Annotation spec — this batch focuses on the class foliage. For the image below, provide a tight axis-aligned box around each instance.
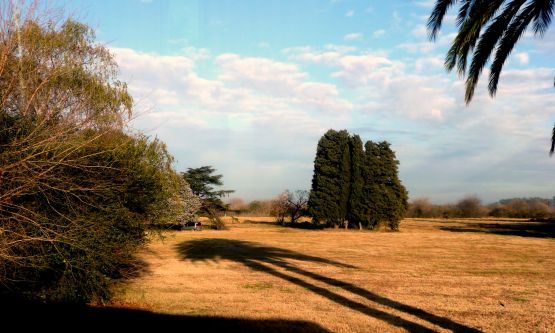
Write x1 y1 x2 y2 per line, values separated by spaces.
182 166 234 212
489 197 554 218
456 195 484 218
346 135 366 229
308 130 408 230
407 198 437 218
406 196 555 219
270 192 289 224
308 129 352 227
181 166 233 229
271 190 309 224
0 8 190 303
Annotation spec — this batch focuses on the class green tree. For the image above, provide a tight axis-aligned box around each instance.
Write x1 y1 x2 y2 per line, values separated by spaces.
374 142 409 230
361 141 385 229
0 9 188 303
339 136 352 228
181 166 234 229
309 131 407 230
273 190 309 224
308 129 351 227
427 0 555 154
346 135 367 229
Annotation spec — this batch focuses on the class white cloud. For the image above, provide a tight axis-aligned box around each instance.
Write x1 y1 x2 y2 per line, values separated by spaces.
331 53 402 87
516 52 530 65
414 0 435 8
397 32 456 53
181 47 211 60
411 24 427 38
258 41 270 49
112 42 555 203
345 10 354 17
344 33 363 41
414 56 444 73
372 29 386 38
216 53 307 94
215 53 352 112
283 45 355 65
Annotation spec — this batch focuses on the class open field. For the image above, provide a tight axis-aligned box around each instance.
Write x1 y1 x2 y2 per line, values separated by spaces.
110 217 555 332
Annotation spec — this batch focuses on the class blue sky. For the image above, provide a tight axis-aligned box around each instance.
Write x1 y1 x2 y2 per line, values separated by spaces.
55 0 554 203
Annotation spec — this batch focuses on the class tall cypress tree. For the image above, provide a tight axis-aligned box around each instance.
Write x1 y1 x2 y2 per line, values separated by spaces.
309 130 407 230
362 140 384 229
361 140 408 230
347 135 367 229
338 132 351 228
376 141 408 230
308 129 351 227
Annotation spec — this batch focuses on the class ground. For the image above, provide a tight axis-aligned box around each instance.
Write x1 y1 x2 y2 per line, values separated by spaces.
112 217 555 333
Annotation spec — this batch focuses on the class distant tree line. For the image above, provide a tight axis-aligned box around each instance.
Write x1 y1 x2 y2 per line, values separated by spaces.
226 191 309 225
407 196 555 219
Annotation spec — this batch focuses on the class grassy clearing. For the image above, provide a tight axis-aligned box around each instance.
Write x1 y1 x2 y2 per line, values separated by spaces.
113 217 555 332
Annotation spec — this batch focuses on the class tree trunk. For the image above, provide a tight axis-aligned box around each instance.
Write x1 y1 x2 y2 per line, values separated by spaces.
358 222 362 230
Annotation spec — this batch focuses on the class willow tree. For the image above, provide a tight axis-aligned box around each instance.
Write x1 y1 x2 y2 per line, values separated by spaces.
0 5 190 302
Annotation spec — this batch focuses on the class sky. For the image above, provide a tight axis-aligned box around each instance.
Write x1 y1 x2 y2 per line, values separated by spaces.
54 0 554 204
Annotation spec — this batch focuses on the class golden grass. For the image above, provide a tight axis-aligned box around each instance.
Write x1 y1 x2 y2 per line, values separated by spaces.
113 217 555 332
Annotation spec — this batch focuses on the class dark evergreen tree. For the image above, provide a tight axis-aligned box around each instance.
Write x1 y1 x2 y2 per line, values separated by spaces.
309 130 407 230
181 166 234 214
362 141 385 229
308 129 351 227
375 142 408 230
346 135 367 229
338 133 352 228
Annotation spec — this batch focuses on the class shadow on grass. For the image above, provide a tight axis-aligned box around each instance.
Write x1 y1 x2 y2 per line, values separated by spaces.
285 222 326 230
177 239 482 333
439 220 555 238
0 294 331 333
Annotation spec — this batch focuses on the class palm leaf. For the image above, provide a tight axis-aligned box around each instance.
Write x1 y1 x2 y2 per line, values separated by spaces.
489 3 538 96
445 1 503 74
428 0 458 40
456 0 474 26
465 0 526 102
532 0 554 35
551 123 555 156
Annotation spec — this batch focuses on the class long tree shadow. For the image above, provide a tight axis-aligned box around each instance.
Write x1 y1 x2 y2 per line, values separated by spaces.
0 293 331 333
438 220 555 238
177 239 482 333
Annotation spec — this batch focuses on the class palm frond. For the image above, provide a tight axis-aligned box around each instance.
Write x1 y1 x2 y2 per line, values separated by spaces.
428 0 459 40
489 3 539 96
456 0 474 26
465 0 526 102
551 123 555 156
447 0 503 75
532 0 554 36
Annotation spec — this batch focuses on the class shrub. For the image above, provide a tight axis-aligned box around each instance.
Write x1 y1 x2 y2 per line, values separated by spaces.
0 11 192 303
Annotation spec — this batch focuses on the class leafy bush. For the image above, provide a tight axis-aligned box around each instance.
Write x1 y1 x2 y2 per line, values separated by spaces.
0 11 194 303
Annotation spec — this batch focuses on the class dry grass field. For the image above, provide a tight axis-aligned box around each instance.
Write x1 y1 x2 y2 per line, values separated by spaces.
110 217 555 332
